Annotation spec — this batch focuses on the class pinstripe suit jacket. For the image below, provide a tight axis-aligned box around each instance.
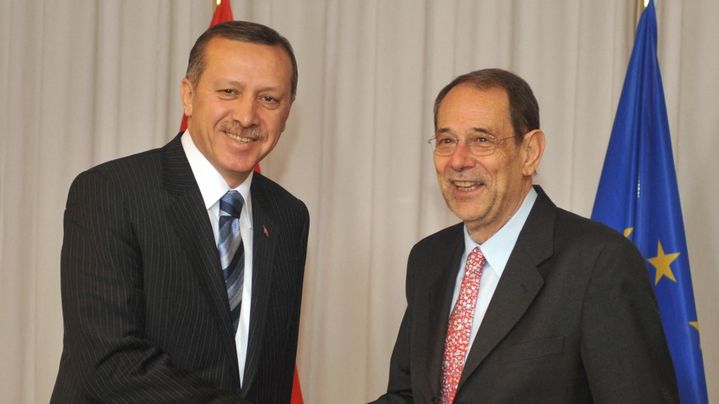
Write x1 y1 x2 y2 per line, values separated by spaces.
51 135 309 403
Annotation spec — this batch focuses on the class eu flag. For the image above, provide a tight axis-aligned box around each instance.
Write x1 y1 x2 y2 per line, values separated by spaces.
591 1 708 402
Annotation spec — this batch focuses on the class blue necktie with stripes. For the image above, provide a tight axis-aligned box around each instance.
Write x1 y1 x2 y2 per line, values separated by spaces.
218 190 245 332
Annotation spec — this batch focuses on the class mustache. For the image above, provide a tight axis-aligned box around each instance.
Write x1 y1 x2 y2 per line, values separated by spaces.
218 122 265 140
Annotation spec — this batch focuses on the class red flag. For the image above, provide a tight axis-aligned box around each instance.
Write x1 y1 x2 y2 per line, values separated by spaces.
209 0 234 26
179 2 302 400
291 366 304 404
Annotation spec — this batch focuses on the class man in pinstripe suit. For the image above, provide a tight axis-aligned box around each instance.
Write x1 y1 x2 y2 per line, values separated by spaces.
52 21 309 403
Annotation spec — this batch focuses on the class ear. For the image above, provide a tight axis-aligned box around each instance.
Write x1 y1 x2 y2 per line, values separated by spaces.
521 129 545 176
180 78 194 116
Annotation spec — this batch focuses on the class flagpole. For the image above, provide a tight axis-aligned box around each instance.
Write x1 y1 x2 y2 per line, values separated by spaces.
635 0 648 27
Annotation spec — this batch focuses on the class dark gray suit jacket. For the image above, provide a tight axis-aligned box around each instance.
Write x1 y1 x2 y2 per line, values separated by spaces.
52 135 309 403
373 186 678 404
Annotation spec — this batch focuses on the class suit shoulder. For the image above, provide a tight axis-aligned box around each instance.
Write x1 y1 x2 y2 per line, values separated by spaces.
252 173 309 228
67 146 166 201
555 208 627 243
410 223 463 257
253 173 306 208
74 146 164 185
552 207 642 261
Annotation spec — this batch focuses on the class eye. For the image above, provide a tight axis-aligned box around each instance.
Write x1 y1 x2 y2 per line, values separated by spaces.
435 135 456 145
259 94 282 107
472 135 496 144
257 94 282 109
217 88 238 98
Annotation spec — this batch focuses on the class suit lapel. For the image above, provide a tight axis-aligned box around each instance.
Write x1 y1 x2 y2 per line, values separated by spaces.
415 225 465 399
161 136 240 379
240 175 278 395
458 186 555 388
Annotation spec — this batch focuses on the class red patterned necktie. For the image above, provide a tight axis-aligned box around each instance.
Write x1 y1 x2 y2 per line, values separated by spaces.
440 246 485 404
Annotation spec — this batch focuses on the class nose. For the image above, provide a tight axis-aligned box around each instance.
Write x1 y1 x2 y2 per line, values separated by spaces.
448 140 476 171
232 95 259 128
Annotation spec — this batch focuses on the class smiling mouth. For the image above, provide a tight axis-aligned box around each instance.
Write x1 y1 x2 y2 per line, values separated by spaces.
224 131 257 144
451 180 484 192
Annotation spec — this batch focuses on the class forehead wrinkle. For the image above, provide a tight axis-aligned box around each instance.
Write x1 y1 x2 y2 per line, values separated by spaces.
469 127 497 136
220 80 246 89
436 127 455 135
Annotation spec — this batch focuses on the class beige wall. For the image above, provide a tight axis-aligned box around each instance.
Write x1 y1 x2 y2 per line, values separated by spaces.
1 1 716 403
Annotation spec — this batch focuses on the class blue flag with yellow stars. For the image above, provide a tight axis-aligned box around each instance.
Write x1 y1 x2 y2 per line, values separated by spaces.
591 1 707 403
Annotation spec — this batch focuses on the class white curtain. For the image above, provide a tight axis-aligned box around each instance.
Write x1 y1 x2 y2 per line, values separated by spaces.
1 1 717 403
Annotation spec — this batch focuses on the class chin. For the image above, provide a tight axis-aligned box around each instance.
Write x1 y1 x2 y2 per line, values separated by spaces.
228 165 256 176
448 202 487 222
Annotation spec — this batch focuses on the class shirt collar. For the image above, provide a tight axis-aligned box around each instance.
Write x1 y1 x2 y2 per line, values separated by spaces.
463 187 538 278
181 130 253 208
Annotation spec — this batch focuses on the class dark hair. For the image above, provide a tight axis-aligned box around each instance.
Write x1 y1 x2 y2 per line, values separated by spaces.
185 20 298 98
433 68 539 141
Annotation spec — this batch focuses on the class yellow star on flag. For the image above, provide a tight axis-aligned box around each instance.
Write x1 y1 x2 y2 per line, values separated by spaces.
648 240 679 285
623 227 634 238
690 321 699 331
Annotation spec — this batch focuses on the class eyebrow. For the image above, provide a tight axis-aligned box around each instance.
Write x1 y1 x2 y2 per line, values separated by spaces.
468 127 497 136
219 80 285 94
435 127 497 136
216 80 246 89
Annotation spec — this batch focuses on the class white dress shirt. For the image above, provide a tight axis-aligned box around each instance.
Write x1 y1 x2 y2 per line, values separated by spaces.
181 131 253 386
450 187 538 363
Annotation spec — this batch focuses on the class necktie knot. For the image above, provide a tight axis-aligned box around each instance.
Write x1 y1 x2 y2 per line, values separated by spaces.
465 247 485 276
220 190 244 219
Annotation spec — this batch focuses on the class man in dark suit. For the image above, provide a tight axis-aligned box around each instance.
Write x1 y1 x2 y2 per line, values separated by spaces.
372 69 679 403
52 21 308 403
